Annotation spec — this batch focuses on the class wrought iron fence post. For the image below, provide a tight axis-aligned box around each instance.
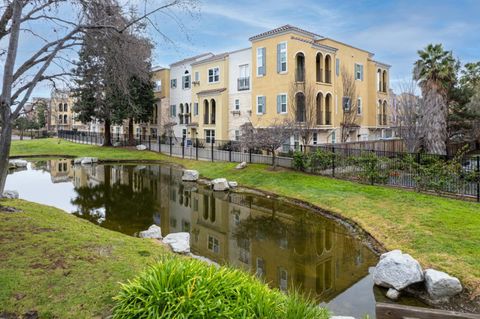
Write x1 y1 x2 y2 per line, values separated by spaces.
477 156 480 203
182 137 185 159
195 138 199 160
211 139 214 162
332 146 336 177
169 136 172 156
249 148 252 163
148 136 151 150
229 147 232 162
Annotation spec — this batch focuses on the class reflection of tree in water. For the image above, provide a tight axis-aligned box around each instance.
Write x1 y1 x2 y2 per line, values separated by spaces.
71 165 158 235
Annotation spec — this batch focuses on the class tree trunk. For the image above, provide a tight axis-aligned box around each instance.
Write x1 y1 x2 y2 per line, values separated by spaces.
0 119 13 196
103 120 112 146
272 149 277 170
128 118 135 146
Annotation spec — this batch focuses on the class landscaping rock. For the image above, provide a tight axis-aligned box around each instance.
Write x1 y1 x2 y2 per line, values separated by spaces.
113 142 122 147
9 159 28 168
386 288 401 300
211 178 229 191
136 144 147 151
139 225 162 239
235 161 247 170
81 157 98 165
182 170 199 182
188 253 220 267
163 232 190 254
74 157 83 165
373 250 424 290
2 190 19 199
425 269 462 301
228 181 238 188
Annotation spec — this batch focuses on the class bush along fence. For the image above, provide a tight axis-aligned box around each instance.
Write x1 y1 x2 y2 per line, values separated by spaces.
58 130 480 202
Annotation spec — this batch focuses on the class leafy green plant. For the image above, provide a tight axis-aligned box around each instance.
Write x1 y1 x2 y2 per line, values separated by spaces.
113 257 329 319
292 151 308 171
308 148 334 173
349 152 390 185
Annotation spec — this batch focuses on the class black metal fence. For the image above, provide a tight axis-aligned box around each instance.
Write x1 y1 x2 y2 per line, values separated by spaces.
58 130 480 202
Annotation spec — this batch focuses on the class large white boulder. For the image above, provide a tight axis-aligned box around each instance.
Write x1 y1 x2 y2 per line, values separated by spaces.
136 144 147 151
2 190 19 199
74 158 83 165
163 232 190 254
211 178 229 191
9 159 28 168
235 162 247 170
373 250 424 290
182 170 199 182
228 181 238 188
425 269 462 300
139 225 162 239
386 288 401 300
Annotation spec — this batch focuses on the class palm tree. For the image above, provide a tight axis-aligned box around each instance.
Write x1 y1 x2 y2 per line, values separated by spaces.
413 44 456 155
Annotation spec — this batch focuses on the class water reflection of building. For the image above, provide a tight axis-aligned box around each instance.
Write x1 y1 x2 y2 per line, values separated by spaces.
48 159 74 183
59 162 376 303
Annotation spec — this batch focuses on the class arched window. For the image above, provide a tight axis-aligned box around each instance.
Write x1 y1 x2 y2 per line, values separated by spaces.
316 263 325 294
210 99 216 124
210 196 216 223
58 103 62 112
63 114 68 124
203 100 209 124
316 53 323 82
295 53 305 82
316 92 323 125
325 94 332 125
382 70 388 93
295 92 306 122
377 69 382 92
184 103 190 124
382 100 388 125
179 103 184 124
64 103 68 112
316 227 325 255
58 115 62 123
324 55 332 84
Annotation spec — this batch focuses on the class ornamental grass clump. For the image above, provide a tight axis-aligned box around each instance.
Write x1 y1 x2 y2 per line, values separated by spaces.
113 257 329 319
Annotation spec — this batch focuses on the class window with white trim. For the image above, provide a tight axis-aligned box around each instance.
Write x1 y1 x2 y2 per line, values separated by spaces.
257 96 265 114
208 67 220 83
182 74 191 89
205 129 215 144
277 94 287 114
208 235 220 253
170 104 176 117
170 78 177 88
357 98 362 115
257 47 265 76
355 63 364 81
278 42 287 73
235 130 240 141
194 71 199 82
193 102 198 116
234 99 240 110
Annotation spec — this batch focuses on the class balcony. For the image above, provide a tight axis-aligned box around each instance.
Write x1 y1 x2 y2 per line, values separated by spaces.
378 114 387 126
295 68 305 82
325 112 332 125
237 77 250 91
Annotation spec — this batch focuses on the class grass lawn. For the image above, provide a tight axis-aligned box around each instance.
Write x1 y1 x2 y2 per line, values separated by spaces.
9 138 480 296
0 199 168 318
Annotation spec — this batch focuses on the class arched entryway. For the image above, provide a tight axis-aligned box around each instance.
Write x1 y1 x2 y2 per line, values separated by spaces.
295 53 305 82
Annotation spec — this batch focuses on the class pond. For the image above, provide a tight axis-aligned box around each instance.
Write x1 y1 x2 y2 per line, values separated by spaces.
6 158 427 318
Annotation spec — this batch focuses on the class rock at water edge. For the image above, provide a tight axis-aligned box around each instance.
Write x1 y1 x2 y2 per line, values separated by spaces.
163 232 190 254
373 250 424 290
139 225 162 239
2 190 19 199
425 269 462 300
211 178 229 191
182 170 199 182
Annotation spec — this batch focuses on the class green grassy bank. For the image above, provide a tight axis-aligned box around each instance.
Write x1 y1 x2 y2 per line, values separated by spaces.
9 138 480 295
0 199 328 318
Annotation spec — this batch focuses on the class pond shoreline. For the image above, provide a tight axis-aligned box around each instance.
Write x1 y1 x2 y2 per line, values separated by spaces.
8 151 480 314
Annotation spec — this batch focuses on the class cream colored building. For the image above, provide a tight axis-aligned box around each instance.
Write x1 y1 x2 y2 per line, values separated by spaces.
249 25 391 144
49 89 88 132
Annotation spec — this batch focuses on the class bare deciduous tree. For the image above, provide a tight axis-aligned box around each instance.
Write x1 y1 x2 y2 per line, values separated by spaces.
289 82 318 151
0 0 198 195
340 67 359 142
396 81 423 153
240 120 292 169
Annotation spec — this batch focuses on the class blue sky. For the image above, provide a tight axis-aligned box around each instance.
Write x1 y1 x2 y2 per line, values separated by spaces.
18 0 480 97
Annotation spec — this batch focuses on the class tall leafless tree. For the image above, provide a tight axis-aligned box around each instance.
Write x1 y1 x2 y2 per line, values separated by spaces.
396 80 423 153
0 0 199 196
289 81 318 151
241 120 292 169
340 67 359 142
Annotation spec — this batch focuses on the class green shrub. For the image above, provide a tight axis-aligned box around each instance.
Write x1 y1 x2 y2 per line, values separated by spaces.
349 152 390 185
308 149 334 173
292 151 308 171
112 257 329 319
